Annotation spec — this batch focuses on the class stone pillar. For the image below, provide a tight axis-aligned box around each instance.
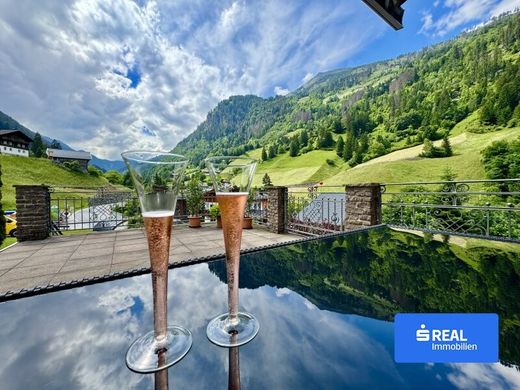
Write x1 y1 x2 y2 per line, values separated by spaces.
344 183 382 230
265 186 288 234
15 185 51 241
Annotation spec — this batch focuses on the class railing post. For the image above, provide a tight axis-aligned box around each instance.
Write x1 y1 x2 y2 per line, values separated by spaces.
344 183 382 230
15 185 51 241
265 186 288 234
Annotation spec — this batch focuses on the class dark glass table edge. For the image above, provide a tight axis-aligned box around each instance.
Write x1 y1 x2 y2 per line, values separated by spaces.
0 224 388 303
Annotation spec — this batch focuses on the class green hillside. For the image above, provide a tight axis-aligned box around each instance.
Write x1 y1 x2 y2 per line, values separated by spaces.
246 125 519 186
174 12 520 186
0 155 112 209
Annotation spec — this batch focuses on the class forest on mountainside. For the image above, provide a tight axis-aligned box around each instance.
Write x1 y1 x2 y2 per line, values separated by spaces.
174 12 520 174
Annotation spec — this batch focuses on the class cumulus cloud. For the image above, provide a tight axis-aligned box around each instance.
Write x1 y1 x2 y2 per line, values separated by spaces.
0 0 382 159
274 86 290 96
420 0 520 36
447 363 520 389
302 72 314 83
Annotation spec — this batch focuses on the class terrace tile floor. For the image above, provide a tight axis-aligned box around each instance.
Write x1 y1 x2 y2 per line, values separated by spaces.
0 224 301 294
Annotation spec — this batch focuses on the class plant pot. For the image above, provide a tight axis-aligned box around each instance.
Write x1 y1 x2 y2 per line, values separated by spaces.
242 217 253 230
188 216 201 228
216 216 222 229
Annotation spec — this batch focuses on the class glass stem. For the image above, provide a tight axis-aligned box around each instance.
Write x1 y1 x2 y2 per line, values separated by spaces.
144 216 173 347
155 350 169 389
229 345 240 390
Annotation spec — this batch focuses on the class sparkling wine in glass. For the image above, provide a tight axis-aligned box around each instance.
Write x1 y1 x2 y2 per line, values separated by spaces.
205 157 259 347
122 151 192 373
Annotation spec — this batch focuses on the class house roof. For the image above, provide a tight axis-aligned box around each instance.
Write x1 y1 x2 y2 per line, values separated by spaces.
46 148 92 160
0 130 33 143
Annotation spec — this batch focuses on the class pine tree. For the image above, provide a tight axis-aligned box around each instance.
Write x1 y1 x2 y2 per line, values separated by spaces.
268 145 277 159
262 173 273 187
299 130 309 147
319 130 334 148
30 132 45 157
421 139 435 157
441 136 453 157
289 139 299 157
336 136 345 157
343 133 355 161
261 147 268 161
356 134 369 155
440 166 456 182
50 139 61 149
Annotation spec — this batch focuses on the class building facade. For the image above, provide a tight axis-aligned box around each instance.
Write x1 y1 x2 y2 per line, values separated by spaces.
0 130 32 157
46 148 92 171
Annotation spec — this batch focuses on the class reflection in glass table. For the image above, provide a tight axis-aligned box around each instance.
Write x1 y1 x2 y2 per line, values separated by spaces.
0 227 518 389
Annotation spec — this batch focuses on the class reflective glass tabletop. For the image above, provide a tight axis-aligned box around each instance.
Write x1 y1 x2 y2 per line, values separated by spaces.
0 227 519 389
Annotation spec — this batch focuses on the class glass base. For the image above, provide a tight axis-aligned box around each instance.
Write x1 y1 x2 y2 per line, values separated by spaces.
206 312 260 347
126 325 192 373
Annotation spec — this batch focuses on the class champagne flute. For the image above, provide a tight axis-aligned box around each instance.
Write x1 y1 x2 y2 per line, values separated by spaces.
228 340 241 390
205 157 259 347
122 151 192 373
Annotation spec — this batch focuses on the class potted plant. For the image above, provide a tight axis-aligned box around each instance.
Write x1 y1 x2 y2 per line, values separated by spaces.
186 176 204 228
209 204 222 228
243 188 256 229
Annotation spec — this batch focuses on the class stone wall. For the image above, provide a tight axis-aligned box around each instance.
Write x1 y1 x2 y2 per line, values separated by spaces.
265 186 288 234
344 183 382 230
15 185 50 241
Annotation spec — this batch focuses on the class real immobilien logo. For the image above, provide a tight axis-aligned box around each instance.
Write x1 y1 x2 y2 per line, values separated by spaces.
394 313 498 363
415 323 478 351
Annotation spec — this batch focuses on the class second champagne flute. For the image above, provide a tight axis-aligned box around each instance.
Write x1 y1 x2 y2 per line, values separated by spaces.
205 157 259 347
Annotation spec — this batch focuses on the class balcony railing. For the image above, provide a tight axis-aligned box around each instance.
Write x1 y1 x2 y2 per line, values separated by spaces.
381 179 520 242
287 185 345 235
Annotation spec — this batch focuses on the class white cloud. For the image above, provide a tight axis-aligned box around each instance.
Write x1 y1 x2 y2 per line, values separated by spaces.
274 86 290 96
0 0 382 159
302 72 314 83
421 0 520 36
420 12 434 34
447 363 520 389
490 0 520 16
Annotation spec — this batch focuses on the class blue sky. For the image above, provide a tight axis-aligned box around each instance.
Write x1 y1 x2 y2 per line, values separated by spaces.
0 0 518 159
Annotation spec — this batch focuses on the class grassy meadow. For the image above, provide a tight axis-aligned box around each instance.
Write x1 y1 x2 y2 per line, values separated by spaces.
246 125 520 187
0 154 113 210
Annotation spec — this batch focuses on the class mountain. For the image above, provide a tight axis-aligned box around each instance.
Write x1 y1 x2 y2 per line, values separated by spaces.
89 155 126 172
174 11 520 183
0 110 125 172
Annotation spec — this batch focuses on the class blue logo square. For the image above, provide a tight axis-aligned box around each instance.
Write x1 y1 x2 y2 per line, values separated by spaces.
394 313 498 363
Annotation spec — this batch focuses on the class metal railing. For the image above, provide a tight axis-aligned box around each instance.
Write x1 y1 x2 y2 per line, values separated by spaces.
50 188 137 232
249 192 268 225
381 179 520 242
49 187 270 233
288 185 345 235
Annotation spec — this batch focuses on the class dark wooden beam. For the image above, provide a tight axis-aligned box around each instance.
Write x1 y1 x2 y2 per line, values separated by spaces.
362 0 406 30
